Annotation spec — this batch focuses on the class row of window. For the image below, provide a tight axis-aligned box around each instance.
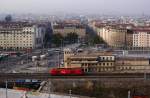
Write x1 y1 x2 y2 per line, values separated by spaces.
0 41 32 43
23 28 33 31
0 36 32 38
64 51 72 54
0 44 33 46
71 57 114 62
0 39 32 40
83 68 114 72
0 31 33 34
116 66 144 70
97 56 114 61
1 47 33 49
83 66 147 72
133 39 149 42
81 62 114 67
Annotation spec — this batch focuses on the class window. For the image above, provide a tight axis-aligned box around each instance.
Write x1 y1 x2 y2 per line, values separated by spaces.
103 57 105 60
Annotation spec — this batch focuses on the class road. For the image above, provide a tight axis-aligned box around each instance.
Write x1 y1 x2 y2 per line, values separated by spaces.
0 49 63 73
0 43 80 73
0 88 78 98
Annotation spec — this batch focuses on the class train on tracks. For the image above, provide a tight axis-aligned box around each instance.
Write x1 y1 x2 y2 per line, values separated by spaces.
50 68 84 76
49 68 150 78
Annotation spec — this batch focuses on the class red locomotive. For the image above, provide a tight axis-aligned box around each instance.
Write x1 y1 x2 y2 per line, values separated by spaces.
50 68 84 76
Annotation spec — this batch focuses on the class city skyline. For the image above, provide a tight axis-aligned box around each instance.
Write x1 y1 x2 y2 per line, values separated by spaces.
0 0 149 15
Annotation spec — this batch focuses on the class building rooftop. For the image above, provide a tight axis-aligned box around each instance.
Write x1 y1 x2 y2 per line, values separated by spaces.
72 51 113 58
53 24 85 29
133 28 150 32
0 21 34 29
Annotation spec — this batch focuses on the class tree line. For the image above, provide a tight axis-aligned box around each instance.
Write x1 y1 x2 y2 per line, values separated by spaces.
51 32 79 47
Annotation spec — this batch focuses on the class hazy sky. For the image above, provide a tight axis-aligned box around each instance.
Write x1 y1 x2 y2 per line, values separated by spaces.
0 0 149 15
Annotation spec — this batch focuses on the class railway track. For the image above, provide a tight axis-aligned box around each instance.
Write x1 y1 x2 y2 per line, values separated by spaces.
0 73 149 80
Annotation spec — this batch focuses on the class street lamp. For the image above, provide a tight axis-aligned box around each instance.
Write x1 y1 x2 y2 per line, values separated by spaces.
57 51 60 68
48 81 51 98
5 80 8 98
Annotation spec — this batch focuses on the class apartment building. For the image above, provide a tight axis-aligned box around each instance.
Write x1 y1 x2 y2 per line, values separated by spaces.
90 21 137 49
92 21 150 49
0 22 46 50
95 25 128 48
133 29 150 48
52 22 86 39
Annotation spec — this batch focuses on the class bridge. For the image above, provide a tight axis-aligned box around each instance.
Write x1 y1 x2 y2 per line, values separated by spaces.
0 73 149 81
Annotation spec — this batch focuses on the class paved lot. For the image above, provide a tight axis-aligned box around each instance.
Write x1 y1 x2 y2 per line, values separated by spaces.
0 88 78 98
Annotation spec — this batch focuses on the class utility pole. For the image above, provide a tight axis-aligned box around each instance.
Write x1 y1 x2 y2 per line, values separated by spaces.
58 52 60 68
27 49 29 64
6 80 8 98
61 39 64 67
144 72 147 80
48 80 51 98
61 39 63 53
42 39 44 55
128 90 131 98
69 89 72 98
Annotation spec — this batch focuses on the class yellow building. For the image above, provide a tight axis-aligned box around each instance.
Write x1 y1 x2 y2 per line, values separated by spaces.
115 57 150 71
64 48 150 73
97 26 127 48
64 48 115 72
53 23 86 39
91 22 134 48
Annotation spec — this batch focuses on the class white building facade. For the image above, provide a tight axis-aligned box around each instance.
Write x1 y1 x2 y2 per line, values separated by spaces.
133 30 150 47
0 22 46 50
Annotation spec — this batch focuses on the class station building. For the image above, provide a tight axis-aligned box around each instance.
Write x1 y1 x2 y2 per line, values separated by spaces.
64 48 150 73
64 48 115 72
115 56 150 72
